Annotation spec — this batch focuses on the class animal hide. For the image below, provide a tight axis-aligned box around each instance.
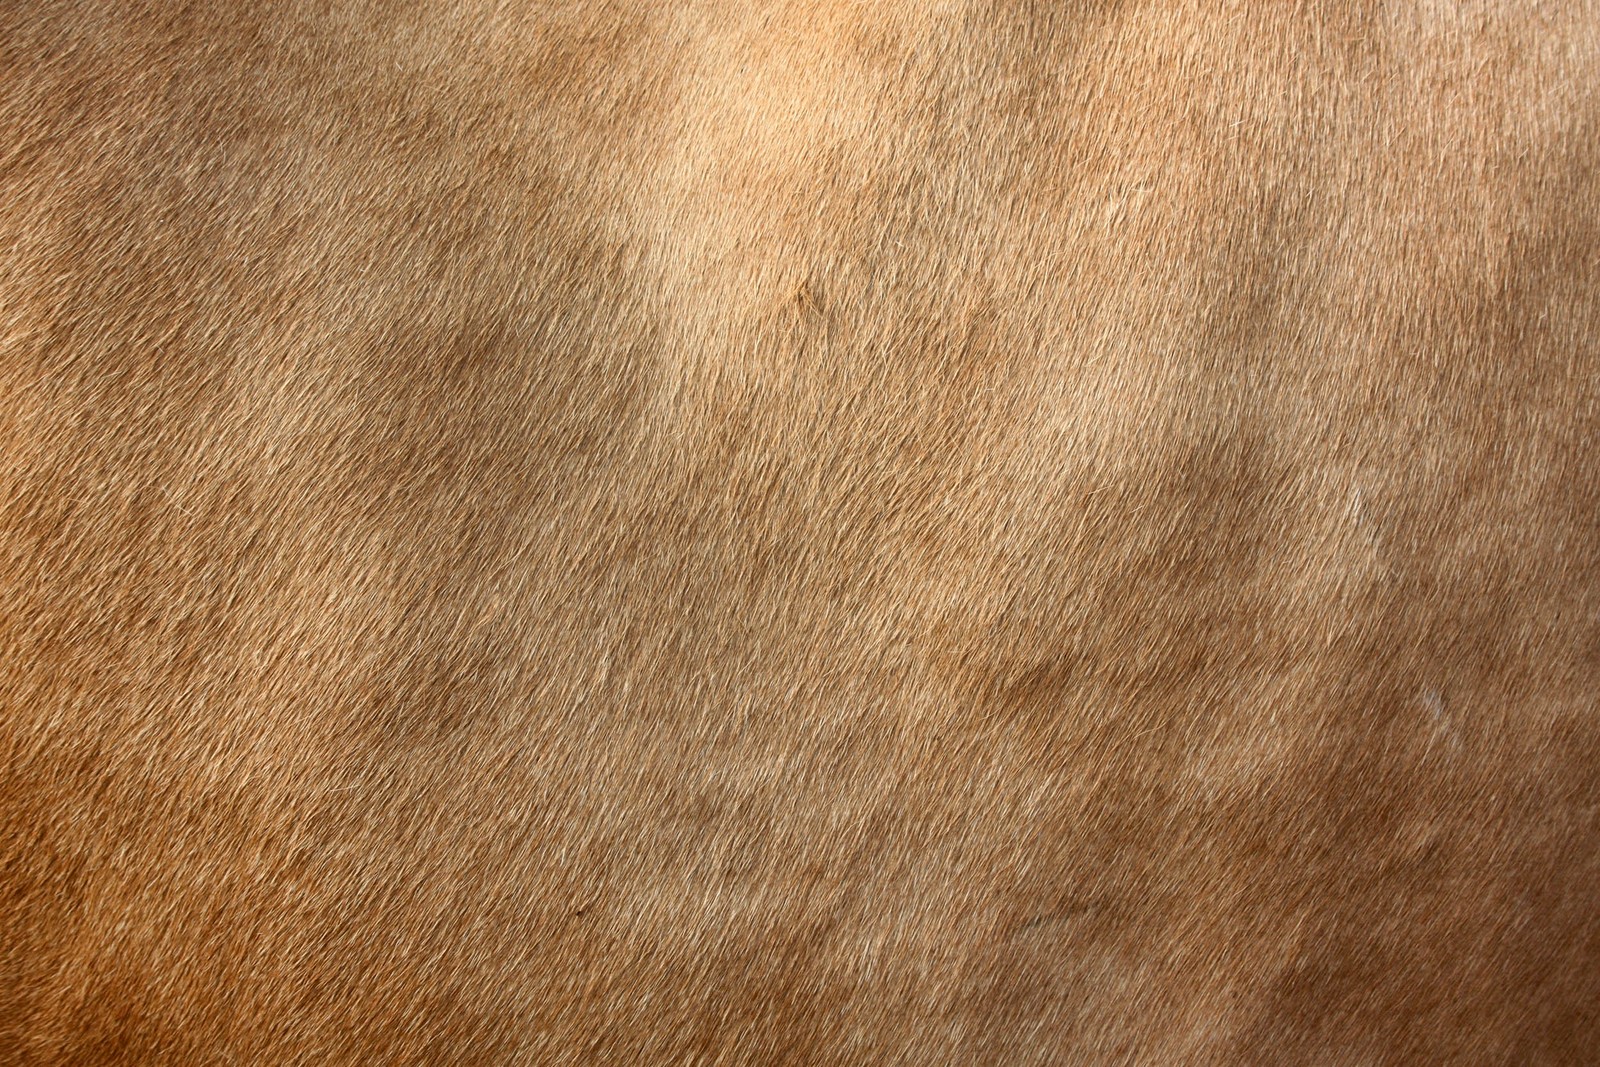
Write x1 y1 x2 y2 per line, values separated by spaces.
2 2 1597 1063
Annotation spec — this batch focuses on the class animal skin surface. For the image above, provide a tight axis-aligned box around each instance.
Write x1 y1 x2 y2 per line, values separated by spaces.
2 2 1598 1064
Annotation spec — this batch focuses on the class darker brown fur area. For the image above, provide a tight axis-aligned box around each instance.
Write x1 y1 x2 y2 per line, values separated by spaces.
3 2 1598 1064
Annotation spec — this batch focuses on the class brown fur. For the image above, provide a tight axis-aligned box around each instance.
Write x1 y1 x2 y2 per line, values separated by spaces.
3 2 1599 1063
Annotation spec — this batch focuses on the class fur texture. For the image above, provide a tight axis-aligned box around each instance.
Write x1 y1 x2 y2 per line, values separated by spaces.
3 2 1598 1063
